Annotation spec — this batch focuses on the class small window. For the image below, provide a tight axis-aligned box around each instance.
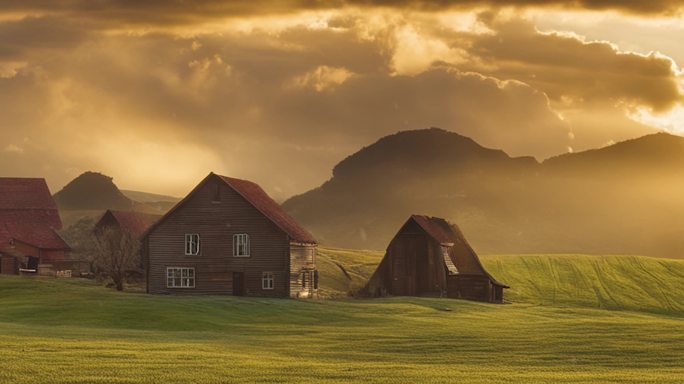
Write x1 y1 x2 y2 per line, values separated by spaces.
233 234 250 257
262 272 274 290
166 267 195 288
185 234 200 255
301 271 307 288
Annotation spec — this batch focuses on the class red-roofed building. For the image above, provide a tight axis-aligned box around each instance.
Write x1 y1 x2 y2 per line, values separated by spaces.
143 173 318 298
365 215 508 303
0 178 70 275
95 210 161 240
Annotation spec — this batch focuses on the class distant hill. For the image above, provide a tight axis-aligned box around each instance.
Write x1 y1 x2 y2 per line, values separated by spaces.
121 190 180 203
53 172 133 211
284 128 684 258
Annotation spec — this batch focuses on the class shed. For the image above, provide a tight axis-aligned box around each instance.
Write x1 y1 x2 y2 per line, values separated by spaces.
365 215 508 303
94 210 161 239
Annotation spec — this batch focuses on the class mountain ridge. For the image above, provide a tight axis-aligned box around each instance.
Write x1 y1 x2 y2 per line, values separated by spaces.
283 127 684 258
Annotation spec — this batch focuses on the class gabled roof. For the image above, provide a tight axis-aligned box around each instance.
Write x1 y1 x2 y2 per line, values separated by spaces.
0 178 58 211
96 210 161 239
0 212 70 250
410 214 457 246
0 178 67 250
402 215 508 288
144 173 316 244
0 178 62 229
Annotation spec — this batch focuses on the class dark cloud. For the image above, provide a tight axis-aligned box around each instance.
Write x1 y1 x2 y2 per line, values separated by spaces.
461 17 684 112
0 5 682 197
0 0 682 27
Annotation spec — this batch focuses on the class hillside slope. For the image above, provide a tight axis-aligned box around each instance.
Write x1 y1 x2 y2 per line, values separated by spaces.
318 248 684 314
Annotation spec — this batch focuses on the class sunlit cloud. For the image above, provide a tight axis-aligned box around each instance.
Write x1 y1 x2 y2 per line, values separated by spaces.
1 3 684 197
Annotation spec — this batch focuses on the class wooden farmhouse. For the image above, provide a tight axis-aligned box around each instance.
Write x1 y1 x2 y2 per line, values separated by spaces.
143 172 318 298
0 178 70 275
365 215 508 303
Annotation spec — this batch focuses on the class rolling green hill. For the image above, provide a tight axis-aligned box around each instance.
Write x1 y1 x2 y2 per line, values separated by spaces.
318 249 684 314
0 252 683 383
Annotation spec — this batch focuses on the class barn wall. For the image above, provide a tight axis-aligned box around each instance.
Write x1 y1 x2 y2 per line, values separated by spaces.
0 256 17 275
41 250 67 263
447 274 494 302
366 230 446 296
147 177 291 297
12 242 39 257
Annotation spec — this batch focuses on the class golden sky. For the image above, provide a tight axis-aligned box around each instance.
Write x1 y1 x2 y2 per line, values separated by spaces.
1 1 683 199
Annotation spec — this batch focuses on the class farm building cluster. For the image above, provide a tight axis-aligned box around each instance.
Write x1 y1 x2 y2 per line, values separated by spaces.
0 174 507 303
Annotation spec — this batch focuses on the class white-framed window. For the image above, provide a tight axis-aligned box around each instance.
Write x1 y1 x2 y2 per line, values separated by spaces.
185 234 200 255
262 272 274 290
233 234 250 257
166 267 195 288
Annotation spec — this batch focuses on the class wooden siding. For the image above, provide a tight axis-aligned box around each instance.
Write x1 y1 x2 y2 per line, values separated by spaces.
147 177 293 297
0 256 17 275
365 216 505 303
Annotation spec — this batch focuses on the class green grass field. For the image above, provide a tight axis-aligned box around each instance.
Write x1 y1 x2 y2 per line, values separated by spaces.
1 249 683 383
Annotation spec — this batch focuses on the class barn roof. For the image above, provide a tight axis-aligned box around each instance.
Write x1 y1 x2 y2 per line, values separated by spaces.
405 215 508 288
0 178 59 211
410 215 458 245
96 210 161 239
0 212 70 250
144 173 316 244
0 178 68 250
217 175 317 244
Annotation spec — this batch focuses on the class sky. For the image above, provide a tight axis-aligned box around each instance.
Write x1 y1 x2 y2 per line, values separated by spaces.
1 1 683 199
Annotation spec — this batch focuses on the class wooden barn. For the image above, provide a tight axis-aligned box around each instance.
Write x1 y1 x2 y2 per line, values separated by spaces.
365 215 508 303
0 178 71 275
143 172 318 298
95 210 161 240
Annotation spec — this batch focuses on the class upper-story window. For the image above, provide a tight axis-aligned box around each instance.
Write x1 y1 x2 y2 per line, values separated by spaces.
233 234 250 257
185 234 200 255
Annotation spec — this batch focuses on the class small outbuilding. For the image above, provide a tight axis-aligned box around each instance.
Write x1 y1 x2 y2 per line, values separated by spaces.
365 215 508 303
94 210 161 240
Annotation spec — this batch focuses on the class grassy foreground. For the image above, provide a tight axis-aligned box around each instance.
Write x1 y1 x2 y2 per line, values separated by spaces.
1 250 683 383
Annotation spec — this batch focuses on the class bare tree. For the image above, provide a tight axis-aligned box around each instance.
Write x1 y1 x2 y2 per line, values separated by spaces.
60 217 98 275
93 227 140 291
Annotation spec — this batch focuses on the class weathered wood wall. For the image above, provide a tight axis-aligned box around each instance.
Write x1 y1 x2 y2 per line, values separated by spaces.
147 177 291 297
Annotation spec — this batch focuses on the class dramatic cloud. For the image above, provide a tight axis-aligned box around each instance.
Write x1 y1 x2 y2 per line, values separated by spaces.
0 3 683 197
1 0 683 23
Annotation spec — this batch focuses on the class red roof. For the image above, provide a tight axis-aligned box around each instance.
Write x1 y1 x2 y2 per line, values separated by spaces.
145 173 316 244
406 215 508 288
96 210 161 239
0 178 67 250
0 223 69 250
0 178 59 211
410 214 458 245
218 175 316 244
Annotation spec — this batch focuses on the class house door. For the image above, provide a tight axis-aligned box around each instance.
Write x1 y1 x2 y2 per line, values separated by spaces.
232 272 245 296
